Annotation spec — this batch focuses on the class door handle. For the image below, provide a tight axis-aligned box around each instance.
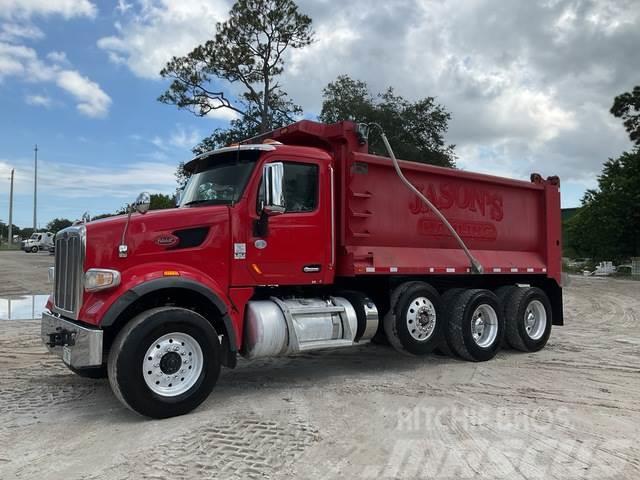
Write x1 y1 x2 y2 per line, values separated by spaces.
303 265 321 273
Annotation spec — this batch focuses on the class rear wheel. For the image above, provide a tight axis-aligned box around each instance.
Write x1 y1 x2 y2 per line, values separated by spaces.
383 282 442 356
108 307 221 418
504 287 552 352
435 288 465 357
445 289 504 362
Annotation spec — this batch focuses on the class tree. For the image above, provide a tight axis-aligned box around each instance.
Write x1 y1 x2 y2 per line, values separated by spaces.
159 0 313 140
566 150 640 260
319 75 456 167
46 218 73 233
149 193 176 210
611 85 640 146
0 222 19 242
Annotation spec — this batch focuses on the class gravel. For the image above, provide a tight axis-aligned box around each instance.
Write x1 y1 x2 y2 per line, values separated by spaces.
0 251 638 479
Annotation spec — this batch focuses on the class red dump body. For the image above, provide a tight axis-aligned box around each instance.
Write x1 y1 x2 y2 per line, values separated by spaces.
247 120 562 285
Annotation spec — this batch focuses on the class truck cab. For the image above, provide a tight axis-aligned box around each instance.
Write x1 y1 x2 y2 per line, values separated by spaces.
23 232 54 253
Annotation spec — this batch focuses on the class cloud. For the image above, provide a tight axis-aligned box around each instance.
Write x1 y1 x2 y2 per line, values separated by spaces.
97 0 228 79
0 41 111 117
0 0 97 20
25 93 52 107
98 0 639 207
1 156 176 200
0 157 178 226
204 107 240 122
147 124 201 150
56 69 111 117
0 22 44 41
46 50 69 65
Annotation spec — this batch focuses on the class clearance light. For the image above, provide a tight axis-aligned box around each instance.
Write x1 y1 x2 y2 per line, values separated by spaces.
163 270 181 277
85 269 121 292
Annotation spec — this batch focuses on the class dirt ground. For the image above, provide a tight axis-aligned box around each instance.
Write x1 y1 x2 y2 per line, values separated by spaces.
0 250 638 479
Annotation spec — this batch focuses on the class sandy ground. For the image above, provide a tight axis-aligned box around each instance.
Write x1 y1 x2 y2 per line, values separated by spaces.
0 250 639 479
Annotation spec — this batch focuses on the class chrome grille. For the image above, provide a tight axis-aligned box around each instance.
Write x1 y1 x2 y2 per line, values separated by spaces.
53 226 85 319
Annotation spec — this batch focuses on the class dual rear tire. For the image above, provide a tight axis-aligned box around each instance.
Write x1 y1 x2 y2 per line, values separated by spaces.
443 289 504 362
383 282 552 361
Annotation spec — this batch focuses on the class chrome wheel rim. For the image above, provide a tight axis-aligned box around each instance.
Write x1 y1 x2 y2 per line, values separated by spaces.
143 332 203 397
524 300 547 340
471 304 498 348
406 296 437 341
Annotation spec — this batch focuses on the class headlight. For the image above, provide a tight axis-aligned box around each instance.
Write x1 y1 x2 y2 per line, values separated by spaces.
84 269 121 292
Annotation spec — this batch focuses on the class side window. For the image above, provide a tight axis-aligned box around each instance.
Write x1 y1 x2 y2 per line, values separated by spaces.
283 163 318 213
257 162 319 213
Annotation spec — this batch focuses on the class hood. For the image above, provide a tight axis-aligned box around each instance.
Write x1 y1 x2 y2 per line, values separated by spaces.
84 205 231 269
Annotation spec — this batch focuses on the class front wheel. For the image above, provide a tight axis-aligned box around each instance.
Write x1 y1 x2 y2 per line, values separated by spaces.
108 307 221 419
31 246 38 253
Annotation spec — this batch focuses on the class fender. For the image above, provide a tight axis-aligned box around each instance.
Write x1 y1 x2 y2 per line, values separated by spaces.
100 277 238 354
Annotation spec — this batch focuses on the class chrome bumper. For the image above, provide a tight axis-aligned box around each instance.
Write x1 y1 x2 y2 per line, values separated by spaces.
41 311 103 368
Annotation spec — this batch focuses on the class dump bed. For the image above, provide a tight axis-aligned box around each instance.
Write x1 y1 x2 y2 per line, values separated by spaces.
338 153 561 284
246 120 562 285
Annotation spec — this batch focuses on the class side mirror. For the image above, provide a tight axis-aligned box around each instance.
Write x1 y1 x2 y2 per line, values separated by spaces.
133 191 151 214
262 162 285 215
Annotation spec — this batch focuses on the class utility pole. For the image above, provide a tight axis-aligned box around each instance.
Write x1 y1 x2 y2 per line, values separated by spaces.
8 168 14 245
33 144 38 231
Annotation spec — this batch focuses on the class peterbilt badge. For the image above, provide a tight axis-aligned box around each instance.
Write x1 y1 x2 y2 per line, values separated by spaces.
155 234 180 248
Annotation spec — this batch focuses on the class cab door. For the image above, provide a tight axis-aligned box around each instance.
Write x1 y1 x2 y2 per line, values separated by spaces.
246 157 331 285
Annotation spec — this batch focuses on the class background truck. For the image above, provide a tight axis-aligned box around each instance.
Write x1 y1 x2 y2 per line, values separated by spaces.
42 120 562 418
23 231 54 253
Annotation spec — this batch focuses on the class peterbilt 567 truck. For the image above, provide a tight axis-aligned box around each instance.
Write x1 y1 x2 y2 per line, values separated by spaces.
42 120 562 418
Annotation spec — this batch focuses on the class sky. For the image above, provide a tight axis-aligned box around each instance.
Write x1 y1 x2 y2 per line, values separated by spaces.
0 0 638 229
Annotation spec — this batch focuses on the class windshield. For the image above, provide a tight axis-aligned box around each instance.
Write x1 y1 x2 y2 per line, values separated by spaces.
30 233 39 239
179 154 258 207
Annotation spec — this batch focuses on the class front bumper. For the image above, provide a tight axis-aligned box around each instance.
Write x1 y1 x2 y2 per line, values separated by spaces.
41 311 103 368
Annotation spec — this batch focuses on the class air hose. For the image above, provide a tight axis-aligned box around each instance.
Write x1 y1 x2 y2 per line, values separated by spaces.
364 123 483 274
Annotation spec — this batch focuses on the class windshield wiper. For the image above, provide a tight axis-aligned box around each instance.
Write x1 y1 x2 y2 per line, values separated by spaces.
183 199 231 207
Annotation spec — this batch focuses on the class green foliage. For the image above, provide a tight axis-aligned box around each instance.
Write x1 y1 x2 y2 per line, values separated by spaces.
46 218 73 233
566 150 640 261
149 193 176 210
20 227 34 239
610 85 640 146
319 75 456 167
0 221 19 242
159 0 313 135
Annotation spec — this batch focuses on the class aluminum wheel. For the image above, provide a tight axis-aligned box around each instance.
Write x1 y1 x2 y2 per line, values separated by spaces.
406 296 437 341
524 300 547 340
143 332 203 397
471 304 498 348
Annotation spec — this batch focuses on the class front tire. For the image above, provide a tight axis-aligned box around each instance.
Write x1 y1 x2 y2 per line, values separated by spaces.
108 307 221 419
31 246 38 253
383 282 442 356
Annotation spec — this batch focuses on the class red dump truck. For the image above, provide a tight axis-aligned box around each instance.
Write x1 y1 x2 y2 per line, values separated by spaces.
42 120 562 418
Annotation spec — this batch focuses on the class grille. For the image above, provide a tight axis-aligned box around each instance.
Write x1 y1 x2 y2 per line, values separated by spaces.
53 226 85 319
